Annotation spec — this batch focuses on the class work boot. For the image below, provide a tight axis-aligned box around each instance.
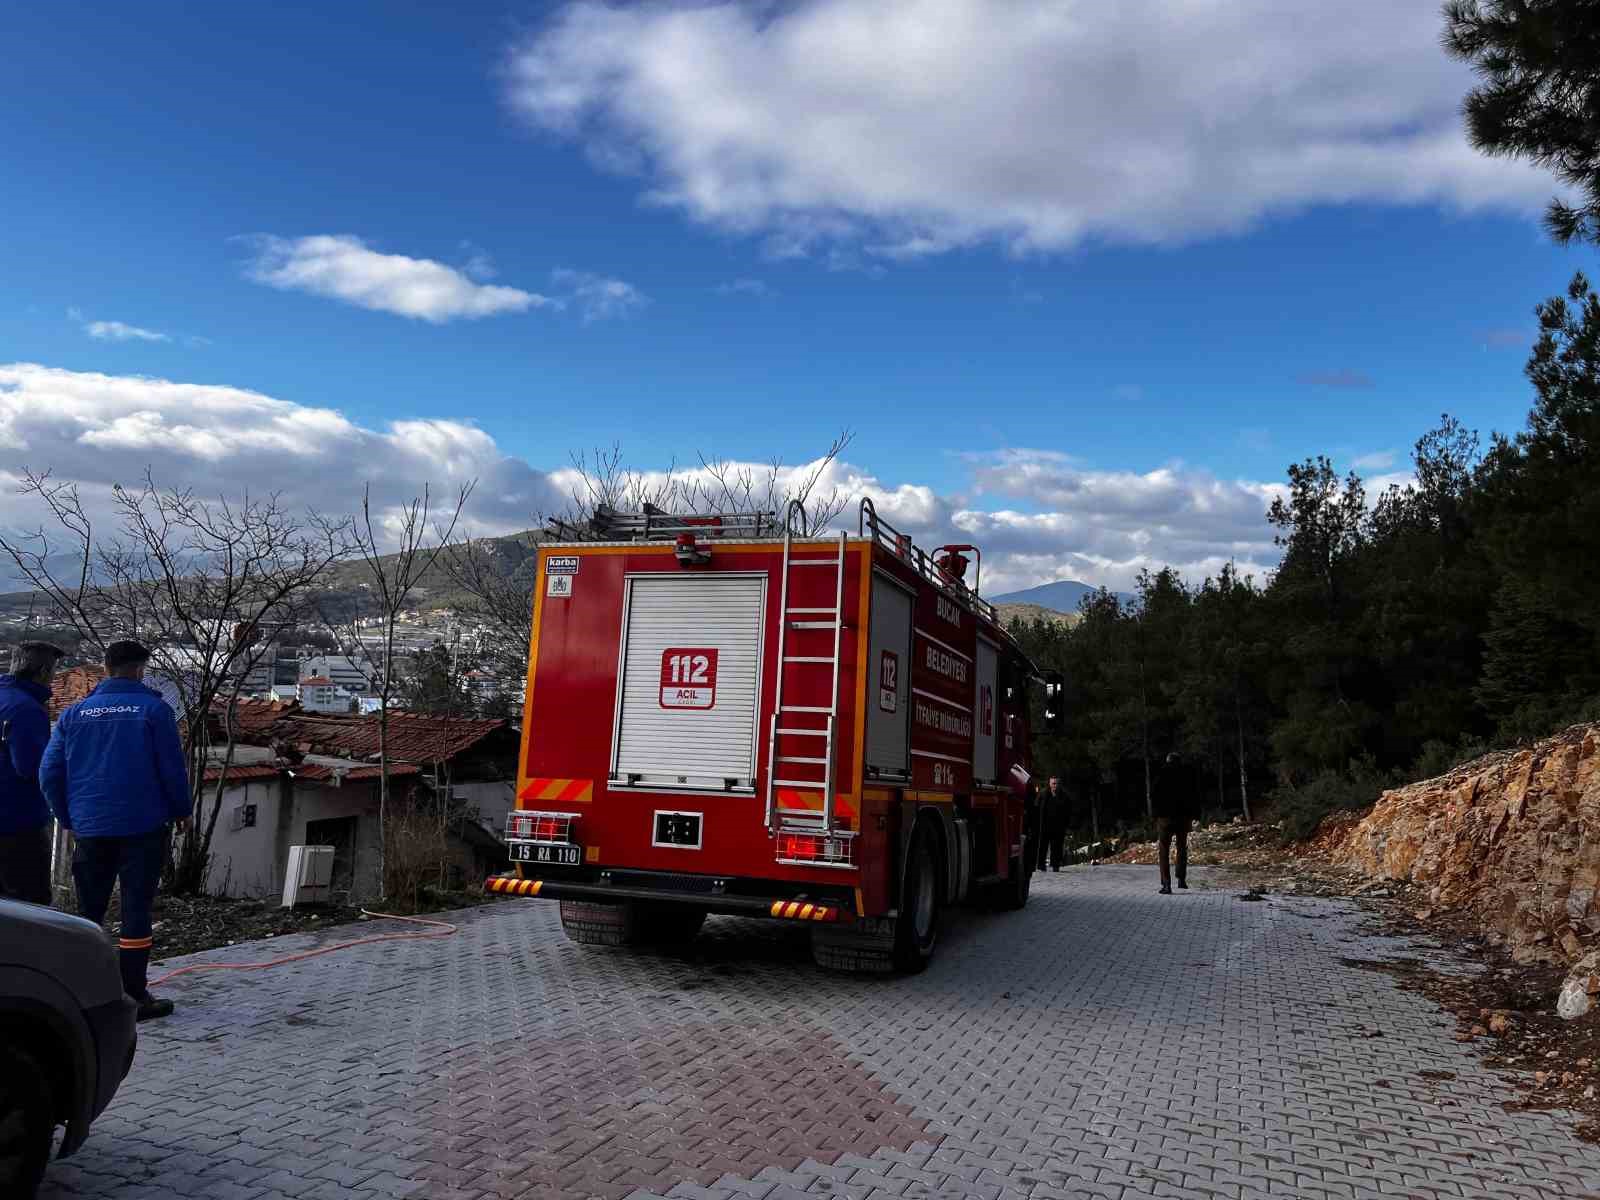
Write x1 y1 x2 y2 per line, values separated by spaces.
1158 885 1173 895
1177 880 1188 890
136 992 174 1022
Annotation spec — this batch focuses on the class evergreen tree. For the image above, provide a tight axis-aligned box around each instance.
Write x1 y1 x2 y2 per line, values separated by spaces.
1445 0 1600 245
1265 458 1373 778
399 643 478 717
1005 266 1600 833
1475 273 1600 733
1177 564 1267 819
1359 416 1491 760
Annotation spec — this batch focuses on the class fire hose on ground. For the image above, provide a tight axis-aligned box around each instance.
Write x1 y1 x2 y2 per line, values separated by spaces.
145 910 458 987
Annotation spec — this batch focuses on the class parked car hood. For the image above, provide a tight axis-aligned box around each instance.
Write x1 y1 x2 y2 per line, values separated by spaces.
0 899 125 1008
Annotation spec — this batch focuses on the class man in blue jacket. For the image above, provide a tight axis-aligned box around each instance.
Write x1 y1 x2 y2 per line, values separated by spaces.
41 639 190 1021
0 640 66 904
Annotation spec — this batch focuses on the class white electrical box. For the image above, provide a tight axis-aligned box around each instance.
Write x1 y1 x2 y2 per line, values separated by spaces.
281 844 335 908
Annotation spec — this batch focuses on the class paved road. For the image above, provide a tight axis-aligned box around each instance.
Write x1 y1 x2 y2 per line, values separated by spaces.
38 867 1600 1200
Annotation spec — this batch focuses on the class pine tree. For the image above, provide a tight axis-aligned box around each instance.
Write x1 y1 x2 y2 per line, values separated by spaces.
1445 1 1600 245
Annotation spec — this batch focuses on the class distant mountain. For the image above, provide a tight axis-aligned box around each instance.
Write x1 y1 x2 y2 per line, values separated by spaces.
989 579 1133 614
0 552 96 596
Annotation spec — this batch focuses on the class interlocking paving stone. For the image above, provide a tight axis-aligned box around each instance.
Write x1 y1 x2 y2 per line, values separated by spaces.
36 867 1600 1199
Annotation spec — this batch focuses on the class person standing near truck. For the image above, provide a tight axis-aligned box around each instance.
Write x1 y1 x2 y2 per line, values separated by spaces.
1038 776 1070 871
1152 751 1195 895
40 640 190 1021
0 641 65 905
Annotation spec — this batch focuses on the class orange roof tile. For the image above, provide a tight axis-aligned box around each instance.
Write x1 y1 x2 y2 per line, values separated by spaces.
262 711 512 765
209 696 300 739
49 665 106 720
201 763 284 784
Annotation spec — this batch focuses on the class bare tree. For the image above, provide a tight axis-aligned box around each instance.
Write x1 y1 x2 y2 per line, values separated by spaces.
688 429 856 535
558 443 691 525
437 531 538 717
326 482 473 900
553 431 855 537
441 432 857 715
0 469 346 892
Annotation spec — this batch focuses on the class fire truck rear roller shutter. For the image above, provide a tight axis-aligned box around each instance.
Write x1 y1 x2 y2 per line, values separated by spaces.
612 574 766 790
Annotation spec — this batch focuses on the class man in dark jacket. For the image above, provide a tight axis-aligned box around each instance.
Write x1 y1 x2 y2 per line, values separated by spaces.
41 640 190 1021
0 641 65 904
1151 751 1195 895
1038 776 1070 871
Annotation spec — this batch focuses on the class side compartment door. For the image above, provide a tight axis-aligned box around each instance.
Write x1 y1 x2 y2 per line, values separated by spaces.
864 574 913 779
972 638 999 786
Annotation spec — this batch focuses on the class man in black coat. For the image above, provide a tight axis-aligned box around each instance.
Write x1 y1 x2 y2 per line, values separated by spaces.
1038 776 1069 871
1151 752 1195 894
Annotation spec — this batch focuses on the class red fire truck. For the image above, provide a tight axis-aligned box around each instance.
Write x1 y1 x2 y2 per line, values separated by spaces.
487 499 1041 972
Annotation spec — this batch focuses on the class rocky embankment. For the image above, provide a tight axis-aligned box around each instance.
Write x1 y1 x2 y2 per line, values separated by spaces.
1316 724 1600 976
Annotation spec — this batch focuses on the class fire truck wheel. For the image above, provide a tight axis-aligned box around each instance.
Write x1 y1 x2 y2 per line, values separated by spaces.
891 828 943 973
558 900 642 947
993 846 1031 911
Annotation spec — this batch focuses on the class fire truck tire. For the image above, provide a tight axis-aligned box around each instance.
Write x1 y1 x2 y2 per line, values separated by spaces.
558 900 641 947
993 847 1031 911
809 828 944 974
891 827 943 973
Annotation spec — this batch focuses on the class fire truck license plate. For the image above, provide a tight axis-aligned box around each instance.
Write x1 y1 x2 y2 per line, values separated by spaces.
510 842 581 866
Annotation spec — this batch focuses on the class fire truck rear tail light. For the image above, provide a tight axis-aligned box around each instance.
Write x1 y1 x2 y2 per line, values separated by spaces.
507 811 577 843
776 831 856 868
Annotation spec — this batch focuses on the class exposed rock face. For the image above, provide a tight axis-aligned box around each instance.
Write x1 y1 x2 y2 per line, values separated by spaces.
1558 951 1600 1021
1324 725 1600 966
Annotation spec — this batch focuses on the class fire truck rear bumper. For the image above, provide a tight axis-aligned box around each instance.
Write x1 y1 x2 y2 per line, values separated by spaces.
483 875 848 922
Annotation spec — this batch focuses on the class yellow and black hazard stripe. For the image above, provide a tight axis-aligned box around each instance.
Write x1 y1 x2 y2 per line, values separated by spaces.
768 900 836 922
485 877 544 897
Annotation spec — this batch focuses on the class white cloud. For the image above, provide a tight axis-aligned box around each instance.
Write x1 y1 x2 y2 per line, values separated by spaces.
244 235 549 322
1365 469 1418 497
956 451 1285 590
0 364 1294 597
547 447 1282 593
459 241 499 281
86 320 171 343
1352 450 1397 471
550 269 649 322
67 307 172 343
716 278 774 298
0 365 564 564
503 0 1560 260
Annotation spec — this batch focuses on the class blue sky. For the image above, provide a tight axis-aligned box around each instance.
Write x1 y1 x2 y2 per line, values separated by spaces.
1 1 1589 591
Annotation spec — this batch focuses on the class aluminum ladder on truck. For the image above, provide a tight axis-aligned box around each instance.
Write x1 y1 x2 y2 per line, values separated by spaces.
764 502 848 839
